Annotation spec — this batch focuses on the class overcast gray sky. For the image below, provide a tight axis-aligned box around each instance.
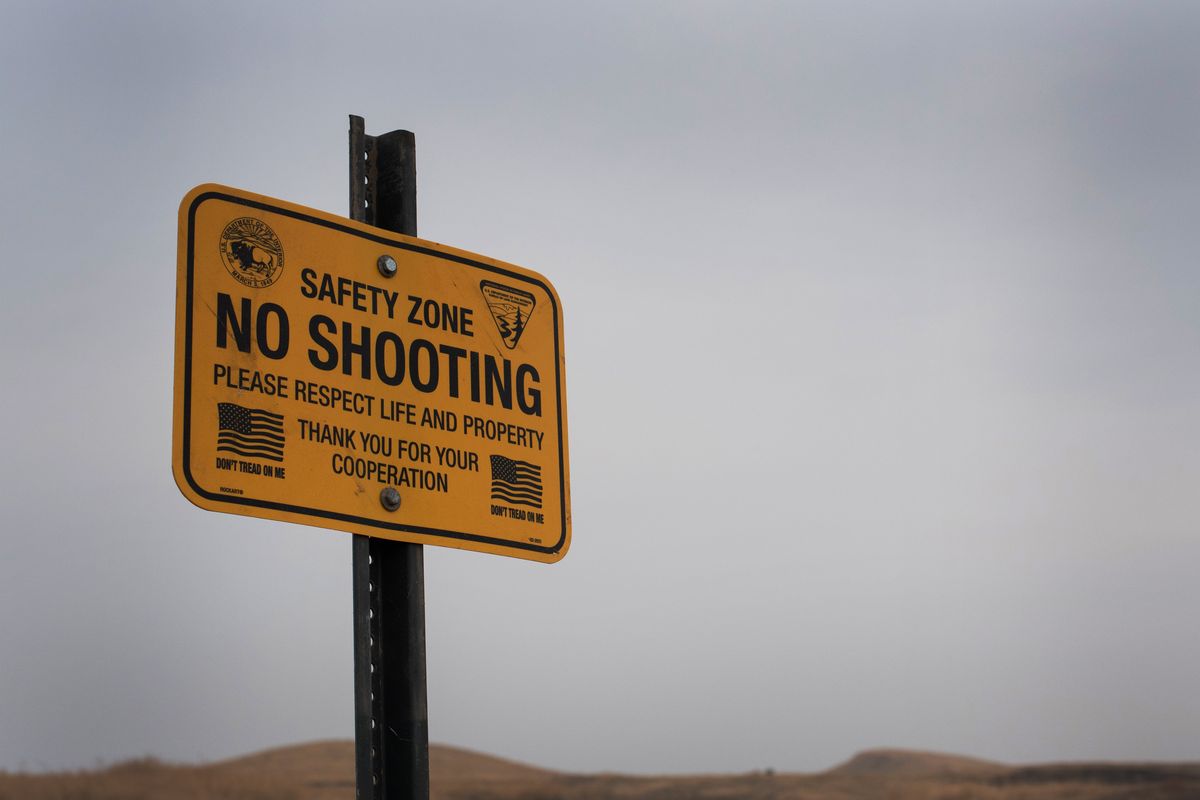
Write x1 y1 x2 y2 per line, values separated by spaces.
2 0 1198 776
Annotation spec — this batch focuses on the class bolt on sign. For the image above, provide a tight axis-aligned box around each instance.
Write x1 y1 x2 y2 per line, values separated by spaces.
173 184 570 562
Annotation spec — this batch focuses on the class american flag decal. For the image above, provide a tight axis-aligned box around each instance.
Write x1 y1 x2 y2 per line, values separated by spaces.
217 403 285 462
490 455 543 509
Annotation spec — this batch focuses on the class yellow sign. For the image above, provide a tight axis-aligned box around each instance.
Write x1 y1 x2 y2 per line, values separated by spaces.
173 184 570 562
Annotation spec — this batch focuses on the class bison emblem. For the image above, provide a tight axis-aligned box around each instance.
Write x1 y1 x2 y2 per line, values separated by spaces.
229 240 275 275
219 217 284 288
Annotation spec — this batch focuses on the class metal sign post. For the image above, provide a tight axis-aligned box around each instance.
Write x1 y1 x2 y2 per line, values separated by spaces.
171 114 571 798
349 115 429 800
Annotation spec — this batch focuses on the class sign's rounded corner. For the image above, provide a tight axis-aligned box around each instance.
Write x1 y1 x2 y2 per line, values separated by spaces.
179 183 230 218
171 458 214 512
535 271 565 320
543 543 570 564
540 526 571 563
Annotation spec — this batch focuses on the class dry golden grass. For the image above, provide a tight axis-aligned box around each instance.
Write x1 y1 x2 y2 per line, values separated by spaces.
2 742 1198 800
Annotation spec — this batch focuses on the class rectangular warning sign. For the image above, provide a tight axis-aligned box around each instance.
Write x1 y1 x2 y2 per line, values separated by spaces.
172 184 570 562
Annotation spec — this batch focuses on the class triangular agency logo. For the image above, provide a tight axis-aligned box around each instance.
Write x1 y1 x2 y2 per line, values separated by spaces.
480 281 537 349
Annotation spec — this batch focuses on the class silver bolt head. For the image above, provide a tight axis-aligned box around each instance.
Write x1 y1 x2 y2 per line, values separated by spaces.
377 254 398 277
379 487 401 511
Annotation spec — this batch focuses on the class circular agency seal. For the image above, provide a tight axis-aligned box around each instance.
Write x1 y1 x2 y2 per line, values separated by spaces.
219 217 285 288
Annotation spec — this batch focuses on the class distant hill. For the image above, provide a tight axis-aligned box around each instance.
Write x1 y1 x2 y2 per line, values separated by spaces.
2 740 1199 800
207 740 555 799
827 747 1005 777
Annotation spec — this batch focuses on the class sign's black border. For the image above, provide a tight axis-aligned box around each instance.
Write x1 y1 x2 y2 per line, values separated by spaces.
182 190 567 556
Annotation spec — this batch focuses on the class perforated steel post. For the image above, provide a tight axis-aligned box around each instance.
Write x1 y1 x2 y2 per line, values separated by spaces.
350 114 429 800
